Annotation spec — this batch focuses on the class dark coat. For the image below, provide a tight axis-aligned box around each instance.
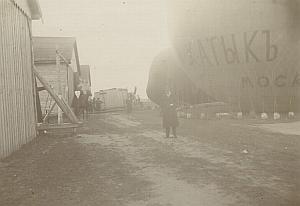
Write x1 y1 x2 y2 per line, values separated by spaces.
79 94 89 109
71 96 80 116
161 97 179 128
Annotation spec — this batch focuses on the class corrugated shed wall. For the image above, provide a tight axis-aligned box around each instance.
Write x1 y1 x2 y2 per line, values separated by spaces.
0 0 37 158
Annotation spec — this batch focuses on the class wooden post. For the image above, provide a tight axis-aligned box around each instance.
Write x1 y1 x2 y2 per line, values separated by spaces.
56 47 63 124
42 102 57 123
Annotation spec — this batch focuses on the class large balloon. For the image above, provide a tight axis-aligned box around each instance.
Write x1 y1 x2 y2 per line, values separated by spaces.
168 0 300 112
147 49 213 106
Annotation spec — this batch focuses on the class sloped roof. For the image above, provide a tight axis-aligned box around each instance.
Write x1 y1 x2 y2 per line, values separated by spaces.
80 65 91 86
27 0 42 19
14 0 42 20
33 37 81 72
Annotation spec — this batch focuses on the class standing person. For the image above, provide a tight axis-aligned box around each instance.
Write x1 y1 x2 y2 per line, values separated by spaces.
87 95 93 113
137 95 143 109
95 98 103 111
126 95 133 113
161 91 179 138
71 90 81 118
79 90 89 120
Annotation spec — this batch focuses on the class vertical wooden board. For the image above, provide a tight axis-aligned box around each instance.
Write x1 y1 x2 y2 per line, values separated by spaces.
22 15 30 142
0 0 5 157
2 1 11 156
3 1 13 155
10 4 18 150
22 11 35 143
10 3 19 151
68 66 75 105
16 7 24 148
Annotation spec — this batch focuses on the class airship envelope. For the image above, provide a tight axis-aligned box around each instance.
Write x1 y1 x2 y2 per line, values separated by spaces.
167 0 300 112
147 49 213 106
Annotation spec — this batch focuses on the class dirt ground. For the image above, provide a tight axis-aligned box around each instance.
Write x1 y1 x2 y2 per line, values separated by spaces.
0 110 299 206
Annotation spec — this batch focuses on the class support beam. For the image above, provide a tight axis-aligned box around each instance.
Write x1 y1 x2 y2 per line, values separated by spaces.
37 123 80 131
33 66 79 124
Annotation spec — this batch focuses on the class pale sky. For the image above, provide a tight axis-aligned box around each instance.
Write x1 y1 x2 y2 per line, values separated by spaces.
33 0 171 98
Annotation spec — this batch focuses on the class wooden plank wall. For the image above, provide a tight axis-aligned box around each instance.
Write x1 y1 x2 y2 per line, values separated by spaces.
0 0 36 159
35 63 73 115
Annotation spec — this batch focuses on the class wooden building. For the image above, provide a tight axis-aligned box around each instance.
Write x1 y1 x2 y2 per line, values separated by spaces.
94 88 128 110
33 37 81 115
0 0 42 159
79 65 92 95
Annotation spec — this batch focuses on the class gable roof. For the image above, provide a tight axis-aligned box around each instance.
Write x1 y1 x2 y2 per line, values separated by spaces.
80 65 91 86
33 36 81 72
14 0 42 20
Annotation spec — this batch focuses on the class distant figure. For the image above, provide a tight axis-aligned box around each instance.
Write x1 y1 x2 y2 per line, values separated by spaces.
126 96 133 113
137 95 143 109
79 90 89 120
94 98 103 111
161 91 179 138
71 91 81 118
87 96 93 113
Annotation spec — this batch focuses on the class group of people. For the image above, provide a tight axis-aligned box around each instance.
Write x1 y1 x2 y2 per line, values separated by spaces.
71 92 136 117
71 90 90 120
71 89 179 139
72 93 107 117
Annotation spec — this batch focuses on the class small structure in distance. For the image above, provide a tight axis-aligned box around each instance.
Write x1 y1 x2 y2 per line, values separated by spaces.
94 88 128 111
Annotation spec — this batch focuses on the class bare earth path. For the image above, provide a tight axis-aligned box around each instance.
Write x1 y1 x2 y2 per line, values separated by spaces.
0 110 299 206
